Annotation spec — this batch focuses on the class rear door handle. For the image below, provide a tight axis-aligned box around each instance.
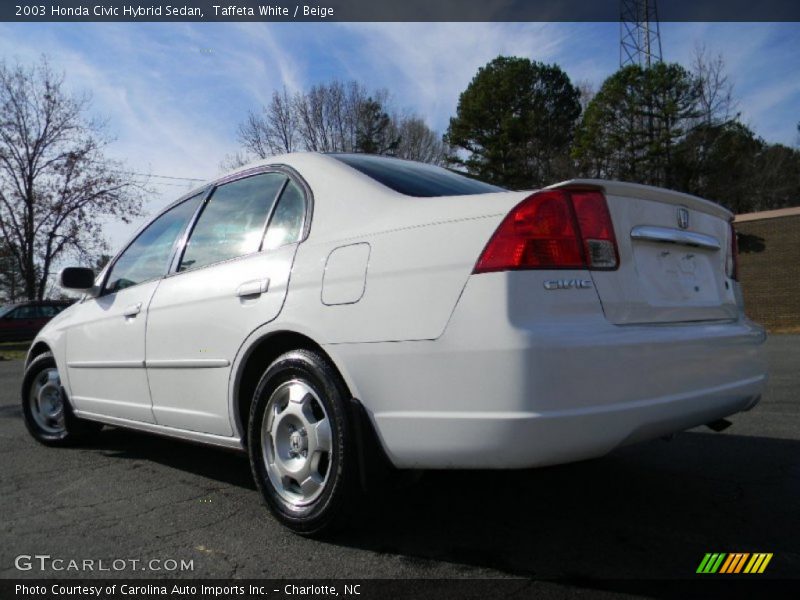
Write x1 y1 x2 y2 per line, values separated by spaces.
123 302 142 318
236 278 270 298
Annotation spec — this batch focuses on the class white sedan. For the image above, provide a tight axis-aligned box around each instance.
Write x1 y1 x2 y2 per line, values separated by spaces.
22 153 767 534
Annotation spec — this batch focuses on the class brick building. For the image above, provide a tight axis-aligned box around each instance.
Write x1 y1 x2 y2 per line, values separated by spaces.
735 207 800 332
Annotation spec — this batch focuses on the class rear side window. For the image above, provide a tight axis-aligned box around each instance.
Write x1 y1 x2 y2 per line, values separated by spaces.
105 193 204 293
179 173 287 272
263 181 306 251
329 153 505 197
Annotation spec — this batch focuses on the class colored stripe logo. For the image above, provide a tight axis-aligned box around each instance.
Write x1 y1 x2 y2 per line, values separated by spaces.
697 552 773 574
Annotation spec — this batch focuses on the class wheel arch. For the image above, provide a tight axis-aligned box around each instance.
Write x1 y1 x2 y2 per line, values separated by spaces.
232 328 397 489
232 330 356 444
26 341 53 367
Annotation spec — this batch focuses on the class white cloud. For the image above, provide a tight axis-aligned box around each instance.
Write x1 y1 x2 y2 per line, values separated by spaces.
227 23 306 96
332 22 571 131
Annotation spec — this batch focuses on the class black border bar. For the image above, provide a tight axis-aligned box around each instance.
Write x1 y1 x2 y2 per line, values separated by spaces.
4 579 800 600
3 0 800 23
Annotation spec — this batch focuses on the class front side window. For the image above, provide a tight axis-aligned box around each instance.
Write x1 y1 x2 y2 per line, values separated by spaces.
179 173 287 272
105 193 204 294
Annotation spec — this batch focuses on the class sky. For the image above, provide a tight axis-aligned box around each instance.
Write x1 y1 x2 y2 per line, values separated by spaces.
0 21 798 253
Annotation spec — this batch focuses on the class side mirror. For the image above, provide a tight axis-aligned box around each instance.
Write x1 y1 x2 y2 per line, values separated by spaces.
59 267 97 293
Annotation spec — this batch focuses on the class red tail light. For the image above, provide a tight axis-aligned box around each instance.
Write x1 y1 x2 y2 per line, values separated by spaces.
726 222 738 281
474 188 619 273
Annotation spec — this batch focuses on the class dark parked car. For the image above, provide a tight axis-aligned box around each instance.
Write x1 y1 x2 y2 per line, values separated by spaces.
0 301 72 342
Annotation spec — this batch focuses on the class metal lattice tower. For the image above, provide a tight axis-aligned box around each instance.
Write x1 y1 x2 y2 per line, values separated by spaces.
620 0 663 68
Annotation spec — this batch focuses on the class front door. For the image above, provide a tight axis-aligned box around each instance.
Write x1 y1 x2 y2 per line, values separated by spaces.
66 193 204 422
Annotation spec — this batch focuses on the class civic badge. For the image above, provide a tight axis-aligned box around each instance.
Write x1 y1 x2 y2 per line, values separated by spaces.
677 207 689 229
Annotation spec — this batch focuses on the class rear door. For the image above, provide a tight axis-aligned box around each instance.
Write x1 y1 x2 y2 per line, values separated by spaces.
145 170 308 436
554 180 738 325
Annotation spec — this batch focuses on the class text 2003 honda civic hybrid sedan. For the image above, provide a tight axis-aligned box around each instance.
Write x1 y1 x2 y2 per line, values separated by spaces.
22 153 767 534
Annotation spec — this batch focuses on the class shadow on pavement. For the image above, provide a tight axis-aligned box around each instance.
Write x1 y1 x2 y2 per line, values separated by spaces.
83 427 256 491
336 431 799 581
78 426 799 583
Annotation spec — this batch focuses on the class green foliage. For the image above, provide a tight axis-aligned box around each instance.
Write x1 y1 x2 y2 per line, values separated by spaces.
356 98 399 155
445 56 580 189
572 62 800 213
674 121 762 213
573 63 701 188
751 142 800 211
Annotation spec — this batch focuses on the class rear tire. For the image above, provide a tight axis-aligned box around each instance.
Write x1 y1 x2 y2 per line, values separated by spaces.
21 352 102 446
247 349 358 536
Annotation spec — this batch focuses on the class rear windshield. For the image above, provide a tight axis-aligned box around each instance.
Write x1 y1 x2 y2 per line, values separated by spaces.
329 154 505 197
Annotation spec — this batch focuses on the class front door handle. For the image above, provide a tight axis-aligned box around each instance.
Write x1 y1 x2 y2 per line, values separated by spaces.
123 302 142 318
236 278 270 298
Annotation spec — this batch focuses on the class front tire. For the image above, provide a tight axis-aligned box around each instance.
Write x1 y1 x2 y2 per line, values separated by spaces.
248 349 357 535
21 352 102 446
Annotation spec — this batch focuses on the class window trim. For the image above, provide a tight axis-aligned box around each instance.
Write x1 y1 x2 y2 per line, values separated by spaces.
259 176 309 252
257 177 291 252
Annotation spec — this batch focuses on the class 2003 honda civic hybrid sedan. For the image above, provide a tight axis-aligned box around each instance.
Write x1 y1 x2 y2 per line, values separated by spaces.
22 152 767 534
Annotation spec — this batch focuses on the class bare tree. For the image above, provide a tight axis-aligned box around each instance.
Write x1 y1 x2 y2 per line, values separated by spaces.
237 111 270 159
267 86 298 154
219 150 252 172
392 115 450 165
575 79 596 114
238 86 297 159
0 57 143 300
691 43 737 125
232 79 448 165
295 83 335 151
294 80 371 152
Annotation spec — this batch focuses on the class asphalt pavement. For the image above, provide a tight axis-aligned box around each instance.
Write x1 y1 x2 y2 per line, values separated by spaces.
1 336 798 593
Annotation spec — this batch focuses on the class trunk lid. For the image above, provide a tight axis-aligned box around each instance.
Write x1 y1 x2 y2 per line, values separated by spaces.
548 179 739 325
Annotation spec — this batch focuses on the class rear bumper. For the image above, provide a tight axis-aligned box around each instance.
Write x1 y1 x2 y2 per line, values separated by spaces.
328 272 768 469
371 376 763 469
